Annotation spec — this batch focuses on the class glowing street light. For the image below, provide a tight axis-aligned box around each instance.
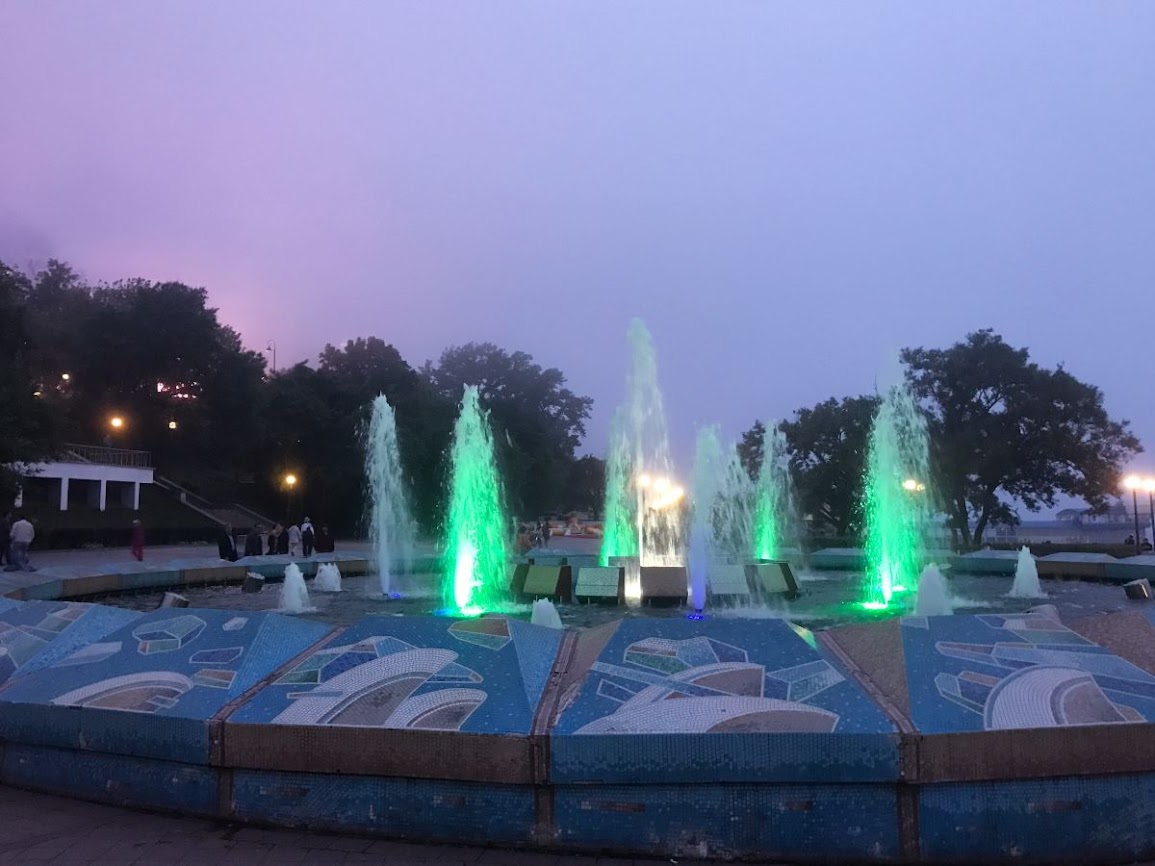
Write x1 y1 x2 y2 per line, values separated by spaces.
61 373 71 382
902 478 926 492
168 420 178 430
1124 474 1155 553
109 416 125 430
283 472 299 522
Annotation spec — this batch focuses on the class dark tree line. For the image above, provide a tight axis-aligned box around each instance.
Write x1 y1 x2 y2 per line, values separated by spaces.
0 260 603 535
739 331 1140 547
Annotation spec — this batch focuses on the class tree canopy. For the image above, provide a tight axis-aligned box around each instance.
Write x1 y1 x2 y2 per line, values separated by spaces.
902 329 1141 545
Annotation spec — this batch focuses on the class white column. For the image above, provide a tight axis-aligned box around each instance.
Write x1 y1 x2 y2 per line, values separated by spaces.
98 479 107 512
132 482 141 511
59 477 70 511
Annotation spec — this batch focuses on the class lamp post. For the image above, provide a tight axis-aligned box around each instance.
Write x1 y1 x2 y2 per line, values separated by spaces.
283 472 298 523
1124 475 1143 553
1145 479 1155 554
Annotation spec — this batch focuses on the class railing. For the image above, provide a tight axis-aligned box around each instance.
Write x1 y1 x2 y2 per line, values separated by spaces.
60 443 153 468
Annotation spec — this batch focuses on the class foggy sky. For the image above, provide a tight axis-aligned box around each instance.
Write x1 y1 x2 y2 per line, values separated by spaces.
3 2 1154 491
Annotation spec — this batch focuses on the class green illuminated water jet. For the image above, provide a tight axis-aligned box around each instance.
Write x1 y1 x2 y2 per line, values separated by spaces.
443 386 508 615
753 420 795 562
862 378 931 609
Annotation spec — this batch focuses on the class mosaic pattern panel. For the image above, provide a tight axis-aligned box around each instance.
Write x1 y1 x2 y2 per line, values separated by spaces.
552 619 897 783
0 601 140 685
230 615 563 734
0 608 332 761
901 613 1155 733
556 619 891 736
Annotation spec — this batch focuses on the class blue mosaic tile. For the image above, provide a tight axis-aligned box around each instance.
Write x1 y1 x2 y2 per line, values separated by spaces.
919 774 1155 861
2 742 219 814
0 608 332 763
229 615 562 734
553 782 899 859
0 601 140 685
901 613 1155 733
232 769 534 842
552 618 897 782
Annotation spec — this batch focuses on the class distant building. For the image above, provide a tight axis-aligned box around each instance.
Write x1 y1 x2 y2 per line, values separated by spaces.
11 443 154 512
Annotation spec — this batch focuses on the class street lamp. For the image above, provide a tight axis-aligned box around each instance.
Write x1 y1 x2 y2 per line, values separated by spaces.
109 416 125 430
168 420 178 430
1124 475 1143 552
902 478 926 492
283 472 298 522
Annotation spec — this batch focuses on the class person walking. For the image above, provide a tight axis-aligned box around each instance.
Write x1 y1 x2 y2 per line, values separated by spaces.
300 516 315 557
130 519 145 561
217 524 238 562
7 513 35 572
267 524 282 555
243 525 264 558
314 524 335 554
287 523 302 558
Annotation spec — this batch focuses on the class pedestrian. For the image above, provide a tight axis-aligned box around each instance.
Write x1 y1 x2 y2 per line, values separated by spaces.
130 519 145 561
6 513 35 572
287 522 302 558
276 524 290 555
540 519 551 548
243 525 264 558
314 524 335 554
267 524 282 555
0 510 10 568
217 524 238 562
300 516 315 557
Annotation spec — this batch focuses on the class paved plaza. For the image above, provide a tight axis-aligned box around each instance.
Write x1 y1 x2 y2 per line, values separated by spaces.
0 785 786 866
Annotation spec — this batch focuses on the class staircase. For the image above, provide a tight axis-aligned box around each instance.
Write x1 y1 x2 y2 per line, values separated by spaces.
153 476 276 532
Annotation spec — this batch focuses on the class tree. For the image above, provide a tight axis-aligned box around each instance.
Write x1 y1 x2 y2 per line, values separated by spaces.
423 343 593 518
902 329 1141 546
316 337 453 533
565 455 606 514
0 261 56 502
774 395 879 536
737 420 766 480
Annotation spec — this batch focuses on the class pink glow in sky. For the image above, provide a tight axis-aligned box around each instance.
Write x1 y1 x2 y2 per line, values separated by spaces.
2 1 1155 475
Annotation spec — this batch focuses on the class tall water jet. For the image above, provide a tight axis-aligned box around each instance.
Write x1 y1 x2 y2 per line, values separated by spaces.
444 386 509 615
862 377 931 609
753 420 797 562
914 565 953 616
688 428 756 610
600 320 682 599
365 395 416 596
1009 546 1046 598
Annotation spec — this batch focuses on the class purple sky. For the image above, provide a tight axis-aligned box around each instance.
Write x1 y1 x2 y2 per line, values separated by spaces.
3 2 1155 491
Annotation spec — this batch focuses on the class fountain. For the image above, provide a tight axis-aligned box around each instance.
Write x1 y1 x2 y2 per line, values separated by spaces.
443 386 509 616
530 599 564 629
862 377 932 609
914 564 953 616
365 395 417 596
600 319 682 600
314 562 342 592
689 428 756 610
1009 546 1046 598
279 563 312 613
753 420 796 562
